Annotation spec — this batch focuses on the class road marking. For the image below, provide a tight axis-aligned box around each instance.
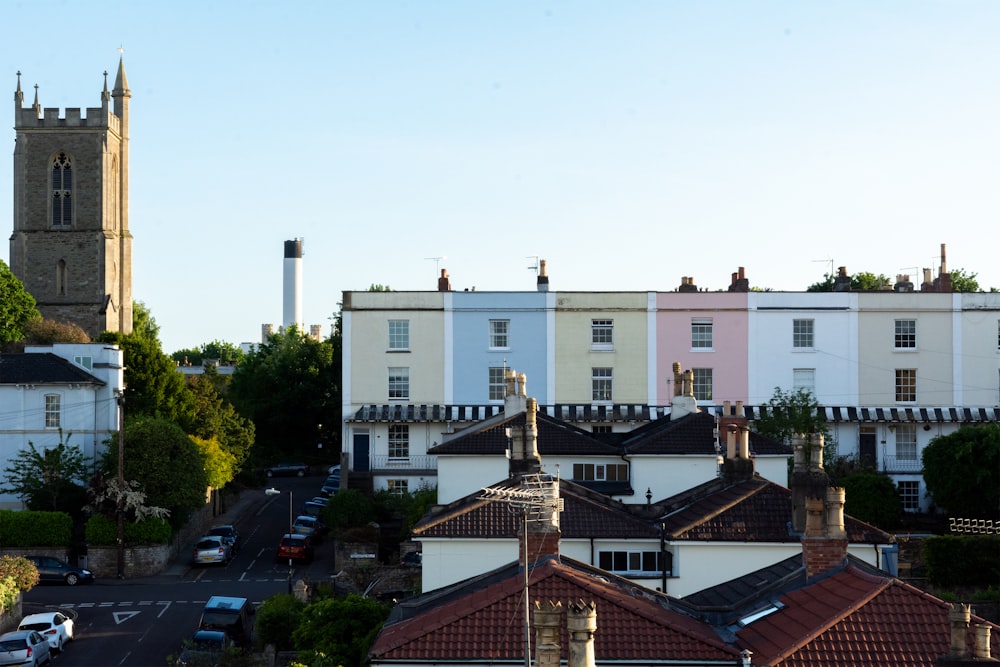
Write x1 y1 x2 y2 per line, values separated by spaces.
157 601 172 618
113 611 140 624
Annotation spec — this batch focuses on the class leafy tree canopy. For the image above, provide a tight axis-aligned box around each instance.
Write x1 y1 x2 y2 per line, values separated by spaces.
950 268 982 293
291 594 390 667
171 339 244 367
751 387 830 446
840 471 901 529
100 302 195 424
922 424 1000 519
807 271 892 292
0 435 90 514
228 329 338 464
23 318 91 344
192 435 237 489
186 373 255 469
104 417 208 528
0 259 40 346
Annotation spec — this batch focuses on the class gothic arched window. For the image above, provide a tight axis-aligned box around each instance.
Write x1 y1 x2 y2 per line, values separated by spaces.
51 152 72 227
56 259 67 296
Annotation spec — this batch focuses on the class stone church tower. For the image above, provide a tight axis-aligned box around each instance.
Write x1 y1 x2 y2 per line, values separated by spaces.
9 57 133 338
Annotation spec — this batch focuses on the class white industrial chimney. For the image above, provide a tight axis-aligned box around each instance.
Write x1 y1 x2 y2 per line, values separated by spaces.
283 239 304 333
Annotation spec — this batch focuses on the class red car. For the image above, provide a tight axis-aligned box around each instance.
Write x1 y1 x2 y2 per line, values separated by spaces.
276 533 314 563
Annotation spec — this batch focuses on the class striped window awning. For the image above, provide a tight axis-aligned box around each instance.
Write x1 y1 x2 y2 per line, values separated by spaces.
741 405 1000 423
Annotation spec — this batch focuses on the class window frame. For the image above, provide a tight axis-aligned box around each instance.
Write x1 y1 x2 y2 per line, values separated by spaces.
489 319 510 349
692 368 713 401
792 319 814 349
44 394 61 428
894 319 916 350
591 319 614 350
591 367 613 402
895 424 917 461
895 369 917 403
691 318 713 350
598 550 671 576
897 480 920 512
388 424 410 460
387 319 410 351
572 462 629 482
387 479 409 496
792 368 816 395
388 367 410 400
488 367 506 401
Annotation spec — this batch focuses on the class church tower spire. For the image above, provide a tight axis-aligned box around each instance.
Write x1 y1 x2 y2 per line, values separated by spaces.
9 57 134 338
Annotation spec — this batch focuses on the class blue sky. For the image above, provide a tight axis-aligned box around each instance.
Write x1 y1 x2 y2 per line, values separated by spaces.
3 1 998 354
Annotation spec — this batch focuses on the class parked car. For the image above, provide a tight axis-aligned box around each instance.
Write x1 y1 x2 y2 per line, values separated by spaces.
291 515 325 540
23 555 94 586
192 536 232 565
206 525 240 555
400 550 423 567
175 629 234 667
309 496 329 506
198 596 255 648
0 630 51 666
16 612 74 653
319 479 340 497
265 461 308 477
327 464 341 476
301 501 326 519
276 533 314 563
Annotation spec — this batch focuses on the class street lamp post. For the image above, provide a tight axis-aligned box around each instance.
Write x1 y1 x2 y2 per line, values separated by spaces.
115 390 125 579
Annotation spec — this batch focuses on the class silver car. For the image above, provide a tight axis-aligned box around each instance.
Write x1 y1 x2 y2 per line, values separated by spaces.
0 630 51 666
192 536 232 565
17 612 74 652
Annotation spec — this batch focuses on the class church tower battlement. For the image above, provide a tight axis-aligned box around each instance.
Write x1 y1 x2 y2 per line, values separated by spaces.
10 56 133 337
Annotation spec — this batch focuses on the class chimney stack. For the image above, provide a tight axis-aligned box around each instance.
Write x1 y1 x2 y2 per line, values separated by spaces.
719 401 754 481
567 600 597 667
283 239 304 333
537 259 549 292
833 266 852 292
534 601 562 667
801 488 848 579
678 276 698 292
791 434 831 533
728 267 750 292
669 362 700 419
437 269 451 291
518 475 561 567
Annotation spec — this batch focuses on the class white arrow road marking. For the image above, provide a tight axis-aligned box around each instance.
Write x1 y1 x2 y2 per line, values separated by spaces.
113 611 141 625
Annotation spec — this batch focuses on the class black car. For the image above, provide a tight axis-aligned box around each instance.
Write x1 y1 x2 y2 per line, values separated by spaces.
265 461 308 477
206 525 240 555
24 555 95 586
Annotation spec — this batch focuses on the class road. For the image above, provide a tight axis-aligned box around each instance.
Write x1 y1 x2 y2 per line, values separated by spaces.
20 474 336 666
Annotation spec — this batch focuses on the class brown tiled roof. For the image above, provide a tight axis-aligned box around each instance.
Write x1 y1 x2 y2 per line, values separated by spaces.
622 410 791 456
658 476 891 544
428 411 621 456
413 478 659 540
736 564 1000 666
369 556 739 663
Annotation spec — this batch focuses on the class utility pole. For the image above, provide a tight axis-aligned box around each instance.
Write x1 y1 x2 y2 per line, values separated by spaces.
115 390 125 579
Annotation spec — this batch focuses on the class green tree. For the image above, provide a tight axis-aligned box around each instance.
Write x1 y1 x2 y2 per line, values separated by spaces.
0 259 40 346
292 594 390 667
186 373 255 469
229 329 338 463
104 417 208 528
922 424 1000 519
751 387 830 446
192 435 237 489
1 436 90 514
807 270 892 292
949 268 981 292
100 302 195 424
840 471 901 529
256 593 306 651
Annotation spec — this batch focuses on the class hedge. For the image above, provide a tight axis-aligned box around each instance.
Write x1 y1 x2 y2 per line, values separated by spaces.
923 535 1000 587
84 515 172 545
0 510 72 546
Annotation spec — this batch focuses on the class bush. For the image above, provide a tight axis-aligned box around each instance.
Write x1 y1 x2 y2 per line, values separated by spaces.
0 510 72 546
0 577 18 615
923 535 1000 587
84 515 172 545
840 472 901 529
323 489 375 531
255 593 305 651
0 555 39 592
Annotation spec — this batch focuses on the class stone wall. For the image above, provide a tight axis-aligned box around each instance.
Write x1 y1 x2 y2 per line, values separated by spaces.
2 545 169 579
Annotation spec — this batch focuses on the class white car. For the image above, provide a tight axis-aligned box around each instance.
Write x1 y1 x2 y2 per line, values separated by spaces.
17 612 74 652
0 629 51 666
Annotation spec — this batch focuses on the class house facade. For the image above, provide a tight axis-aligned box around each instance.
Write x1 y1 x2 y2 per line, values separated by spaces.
0 343 124 509
341 263 1000 511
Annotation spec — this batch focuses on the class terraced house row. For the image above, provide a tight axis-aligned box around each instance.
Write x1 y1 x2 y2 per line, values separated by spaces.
341 262 1000 511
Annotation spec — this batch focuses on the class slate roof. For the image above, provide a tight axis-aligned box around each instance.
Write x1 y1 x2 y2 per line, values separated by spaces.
428 410 621 456
656 475 891 544
621 410 791 456
0 353 103 386
369 555 739 664
413 477 660 540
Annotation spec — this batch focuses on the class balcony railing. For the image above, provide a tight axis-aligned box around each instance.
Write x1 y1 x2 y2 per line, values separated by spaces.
369 455 438 475
882 454 922 473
